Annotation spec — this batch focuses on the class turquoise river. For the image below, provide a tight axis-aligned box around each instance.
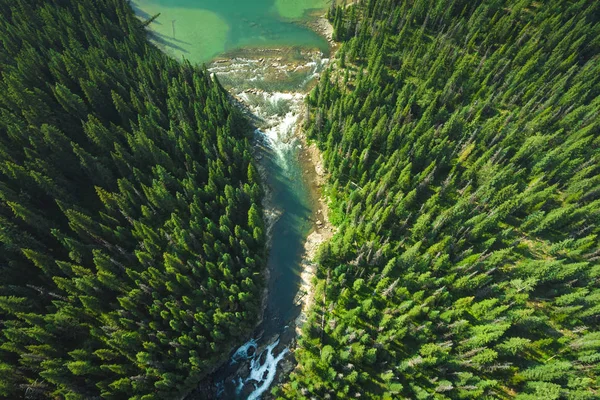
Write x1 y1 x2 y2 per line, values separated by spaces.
134 1 333 398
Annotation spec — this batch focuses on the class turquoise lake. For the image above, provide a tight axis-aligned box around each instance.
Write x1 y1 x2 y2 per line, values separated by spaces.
132 0 331 63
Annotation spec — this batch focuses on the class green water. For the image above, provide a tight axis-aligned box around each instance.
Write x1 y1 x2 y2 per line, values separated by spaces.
132 0 331 63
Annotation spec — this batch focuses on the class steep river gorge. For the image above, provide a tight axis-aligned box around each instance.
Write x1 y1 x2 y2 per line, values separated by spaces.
207 81 325 399
134 1 334 398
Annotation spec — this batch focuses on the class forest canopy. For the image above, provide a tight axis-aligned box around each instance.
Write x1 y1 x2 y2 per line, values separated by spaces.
282 0 600 399
0 0 265 398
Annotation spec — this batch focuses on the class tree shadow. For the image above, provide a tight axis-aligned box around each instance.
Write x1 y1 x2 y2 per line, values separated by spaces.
148 31 190 54
130 1 162 25
151 30 192 46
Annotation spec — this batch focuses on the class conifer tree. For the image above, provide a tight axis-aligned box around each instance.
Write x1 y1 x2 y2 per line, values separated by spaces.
285 0 600 398
0 0 265 398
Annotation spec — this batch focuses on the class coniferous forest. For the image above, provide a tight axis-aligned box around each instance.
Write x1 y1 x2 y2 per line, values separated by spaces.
282 0 600 399
0 0 265 398
1 0 600 399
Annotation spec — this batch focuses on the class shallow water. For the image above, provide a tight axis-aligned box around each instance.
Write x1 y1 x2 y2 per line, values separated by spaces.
132 0 330 63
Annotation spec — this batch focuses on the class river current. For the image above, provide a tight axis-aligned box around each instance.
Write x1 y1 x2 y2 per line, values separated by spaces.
134 1 332 398
206 63 327 397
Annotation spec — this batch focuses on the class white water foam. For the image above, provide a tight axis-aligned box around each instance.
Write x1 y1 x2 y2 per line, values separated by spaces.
228 337 289 399
246 92 305 172
299 57 329 88
231 338 258 365
243 338 290 400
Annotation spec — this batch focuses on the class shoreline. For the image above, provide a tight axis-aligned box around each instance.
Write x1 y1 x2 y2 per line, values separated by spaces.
305 15 335 45
294 117 335 335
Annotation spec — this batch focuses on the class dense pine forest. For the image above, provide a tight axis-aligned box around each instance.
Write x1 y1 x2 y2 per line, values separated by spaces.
0 0 265 398
282 0 600 399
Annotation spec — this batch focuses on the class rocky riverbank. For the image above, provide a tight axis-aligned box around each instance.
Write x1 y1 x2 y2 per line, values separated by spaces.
294 137 335 335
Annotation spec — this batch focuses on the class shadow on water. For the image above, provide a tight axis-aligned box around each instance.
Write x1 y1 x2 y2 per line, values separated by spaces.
152 31 192 46
148 31 190 53
130 1 162 24
196 89 318 398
